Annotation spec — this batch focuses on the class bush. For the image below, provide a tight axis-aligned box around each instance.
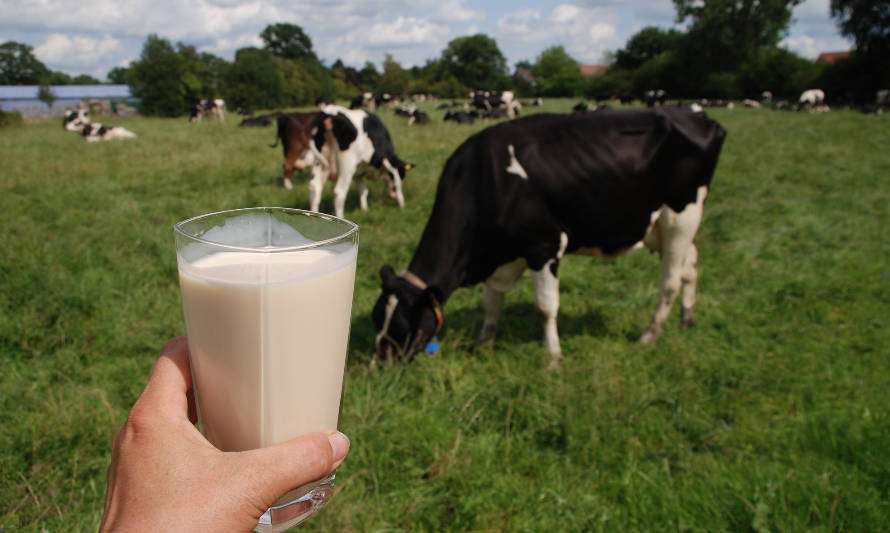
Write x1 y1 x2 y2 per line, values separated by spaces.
0 110 23 127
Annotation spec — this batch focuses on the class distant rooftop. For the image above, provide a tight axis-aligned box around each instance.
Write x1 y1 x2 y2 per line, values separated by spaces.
0 84 132 99
815 51 851 64
579 64 608 77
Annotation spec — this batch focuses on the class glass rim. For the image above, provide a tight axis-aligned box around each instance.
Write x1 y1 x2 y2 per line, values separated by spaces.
174 207 359 253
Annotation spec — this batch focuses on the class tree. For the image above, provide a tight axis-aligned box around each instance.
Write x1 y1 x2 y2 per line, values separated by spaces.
532 46 584 97
46 71 73 85
71 74 101 84
673 0 803 72
830 0 890 91
261 23 317 62
128 35 190 116
0 41 50 84
378 54 410 96
830 0 890 55
357 61 380 92
107 66 130 84
223 47 283 111
439 34 507 90
614 27 683 71
37 85 56 108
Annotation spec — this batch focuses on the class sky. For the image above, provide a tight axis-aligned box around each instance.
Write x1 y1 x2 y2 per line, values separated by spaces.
0 0 853 82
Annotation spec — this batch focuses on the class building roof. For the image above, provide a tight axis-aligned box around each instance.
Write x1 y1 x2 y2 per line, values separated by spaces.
0 85 132 99
815 51 851 64
578 64 609 77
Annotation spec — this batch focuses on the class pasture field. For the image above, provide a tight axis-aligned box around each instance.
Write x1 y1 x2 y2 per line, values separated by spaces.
1 101 889 532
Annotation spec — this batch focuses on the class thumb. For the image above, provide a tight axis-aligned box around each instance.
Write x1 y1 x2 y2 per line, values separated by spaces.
239 431 350 506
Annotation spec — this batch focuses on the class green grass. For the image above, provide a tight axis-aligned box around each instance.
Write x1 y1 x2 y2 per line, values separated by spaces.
2 102 889 532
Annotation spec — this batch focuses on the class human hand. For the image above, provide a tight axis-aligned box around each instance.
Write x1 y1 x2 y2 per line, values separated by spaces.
99 336 350 532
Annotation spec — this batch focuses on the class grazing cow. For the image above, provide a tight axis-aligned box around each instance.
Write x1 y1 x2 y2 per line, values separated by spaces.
308 105 411 218
797 89 828 112
189 99 226 123
269 111 331 190
79 123 137 142
372 107 726 366
470 90 520 118
63 109 90 131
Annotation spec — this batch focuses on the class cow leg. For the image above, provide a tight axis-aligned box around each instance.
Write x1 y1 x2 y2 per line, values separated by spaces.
479 258 527 345
530 259 563 368
333 155 358 219
640 186 706 343
283 160 295 190
680 243 698 327
382 159 405 208
308 163 326 212
357 179 369 211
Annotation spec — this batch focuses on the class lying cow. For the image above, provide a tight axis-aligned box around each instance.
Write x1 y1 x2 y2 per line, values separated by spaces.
372 107 726 367
308 105 411 219
79 123 137 142
189 99 226 123
63 109 90 131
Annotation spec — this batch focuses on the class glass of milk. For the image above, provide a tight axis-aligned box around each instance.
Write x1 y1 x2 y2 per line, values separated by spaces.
174 207 358 532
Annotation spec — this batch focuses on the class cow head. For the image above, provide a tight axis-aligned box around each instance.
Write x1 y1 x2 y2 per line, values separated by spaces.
372 265 443 360
63 109 89 131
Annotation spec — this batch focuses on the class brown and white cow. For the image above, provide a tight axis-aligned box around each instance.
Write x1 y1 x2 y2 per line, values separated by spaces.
270 111 338 190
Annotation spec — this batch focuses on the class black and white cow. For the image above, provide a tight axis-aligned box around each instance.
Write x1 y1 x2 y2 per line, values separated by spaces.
797 89 828 112
308 105 411 219
372 106 726 367
470 90 520 118
189 99 226 123
443 111 478 124
79 123 137 142
63 108 90 131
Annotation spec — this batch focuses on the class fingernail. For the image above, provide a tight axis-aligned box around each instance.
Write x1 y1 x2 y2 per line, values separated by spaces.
327 431 350 463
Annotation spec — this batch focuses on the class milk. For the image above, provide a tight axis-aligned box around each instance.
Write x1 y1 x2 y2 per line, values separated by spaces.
178 248 357 451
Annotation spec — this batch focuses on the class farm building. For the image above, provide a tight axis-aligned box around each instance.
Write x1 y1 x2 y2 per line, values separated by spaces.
0 84 138 119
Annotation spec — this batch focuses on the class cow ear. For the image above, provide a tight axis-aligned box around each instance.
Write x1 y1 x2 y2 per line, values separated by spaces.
379 264 396 286
404 162 415 172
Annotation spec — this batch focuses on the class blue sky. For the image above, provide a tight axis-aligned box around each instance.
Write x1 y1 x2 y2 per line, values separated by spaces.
0 0 852 81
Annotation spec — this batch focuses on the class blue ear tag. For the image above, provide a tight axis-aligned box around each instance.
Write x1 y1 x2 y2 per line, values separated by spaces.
424 337 439 356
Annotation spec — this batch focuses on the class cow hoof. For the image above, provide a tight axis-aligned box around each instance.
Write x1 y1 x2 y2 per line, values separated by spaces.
682 308 696 328
284 179 293 190
546 351 564 371
639 329 661 344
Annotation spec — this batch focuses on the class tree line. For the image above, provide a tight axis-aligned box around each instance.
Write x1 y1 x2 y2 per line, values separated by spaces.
1 0 886 116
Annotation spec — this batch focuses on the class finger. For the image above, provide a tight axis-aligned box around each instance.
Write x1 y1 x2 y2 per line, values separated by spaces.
138 336 193 416
240 431 350 504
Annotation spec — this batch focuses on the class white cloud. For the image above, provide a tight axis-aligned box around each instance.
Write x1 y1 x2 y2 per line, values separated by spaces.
781 35 821 58
495 5 621 64
367 16 449 46
35 33 121 67
1 0 848 77
434 0 483 23
551 4 581 23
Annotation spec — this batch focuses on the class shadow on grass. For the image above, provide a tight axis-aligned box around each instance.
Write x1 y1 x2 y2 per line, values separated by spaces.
346 300 613 367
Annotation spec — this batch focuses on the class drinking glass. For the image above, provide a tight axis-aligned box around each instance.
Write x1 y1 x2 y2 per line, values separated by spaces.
174 207 358 532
